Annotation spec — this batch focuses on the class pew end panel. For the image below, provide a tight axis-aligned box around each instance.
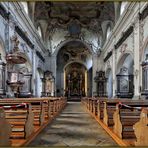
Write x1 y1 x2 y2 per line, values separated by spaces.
0 108 12 146
133 108 148 146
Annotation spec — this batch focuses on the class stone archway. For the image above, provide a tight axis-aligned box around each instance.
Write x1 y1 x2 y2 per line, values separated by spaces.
56 40 93 98
116 53 134 98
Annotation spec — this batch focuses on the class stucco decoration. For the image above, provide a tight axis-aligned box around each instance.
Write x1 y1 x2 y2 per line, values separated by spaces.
34 2 115 54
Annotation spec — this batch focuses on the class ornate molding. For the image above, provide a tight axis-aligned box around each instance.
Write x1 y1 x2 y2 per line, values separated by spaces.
0 4 9 20
139 21 144 47
104 51 112 62
36 51 45 63
15 26 34 49
114 26 134 49
120 43 127 53
139 5 148 21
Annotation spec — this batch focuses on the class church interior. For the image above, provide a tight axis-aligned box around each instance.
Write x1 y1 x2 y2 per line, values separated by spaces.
0 1 148 147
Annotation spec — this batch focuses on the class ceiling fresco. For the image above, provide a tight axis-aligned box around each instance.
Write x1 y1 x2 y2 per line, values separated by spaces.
34 2 115 55
57 41 92 70
35 2 115 32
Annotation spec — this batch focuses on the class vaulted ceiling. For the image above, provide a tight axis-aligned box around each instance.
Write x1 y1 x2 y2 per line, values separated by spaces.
34 2 115 33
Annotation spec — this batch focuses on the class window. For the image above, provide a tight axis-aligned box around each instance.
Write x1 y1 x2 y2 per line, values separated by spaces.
106 26 111 40
120 2 127 15
21 2 28 15
37 26 42 38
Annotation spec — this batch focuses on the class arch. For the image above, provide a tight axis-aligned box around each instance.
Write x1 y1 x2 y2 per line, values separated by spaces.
116 51 134 74
101 20 114 43
53 39 94 56
64 61 87 71
116 52 134 98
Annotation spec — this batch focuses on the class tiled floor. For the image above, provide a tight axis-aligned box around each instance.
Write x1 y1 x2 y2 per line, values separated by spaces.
29 102 117 146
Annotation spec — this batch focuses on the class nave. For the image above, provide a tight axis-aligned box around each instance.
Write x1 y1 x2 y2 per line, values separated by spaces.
29 102 117 147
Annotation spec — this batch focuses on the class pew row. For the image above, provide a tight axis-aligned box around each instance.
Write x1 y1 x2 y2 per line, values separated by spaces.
113 101 148 139
81 97 148 146
0 97 67 147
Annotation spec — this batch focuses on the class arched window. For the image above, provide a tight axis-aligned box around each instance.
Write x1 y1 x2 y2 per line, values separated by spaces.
120 2 127 15
106 26 111 40
21 2 28 15
37 26 42 38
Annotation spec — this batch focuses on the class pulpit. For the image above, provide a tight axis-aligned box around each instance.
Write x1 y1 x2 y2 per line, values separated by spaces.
6 35 27 97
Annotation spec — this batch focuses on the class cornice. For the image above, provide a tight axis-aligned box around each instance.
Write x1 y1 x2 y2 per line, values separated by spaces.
10 2 47 52
101 2 137 57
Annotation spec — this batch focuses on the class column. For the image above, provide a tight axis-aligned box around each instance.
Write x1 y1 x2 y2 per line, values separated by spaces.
112 48 117 98
92 54 98 96
32 48 36 96
50 55 57 96
133 16 140 99
51 79 55 96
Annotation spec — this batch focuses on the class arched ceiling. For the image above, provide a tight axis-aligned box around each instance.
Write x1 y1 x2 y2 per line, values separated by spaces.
57 41 92 70
34 2 115 32
33 2 115 54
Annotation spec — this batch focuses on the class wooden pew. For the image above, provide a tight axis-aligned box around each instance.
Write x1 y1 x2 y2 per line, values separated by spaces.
113 101 148 140
0 108 12 146
133 108 148 146
0 97 67 147
0 97 67 126
82 97 148 146
0 103 34 139
0 102 34 146
0 98 47 127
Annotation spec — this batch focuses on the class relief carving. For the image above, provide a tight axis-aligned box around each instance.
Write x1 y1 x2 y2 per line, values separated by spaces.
120 43 127 53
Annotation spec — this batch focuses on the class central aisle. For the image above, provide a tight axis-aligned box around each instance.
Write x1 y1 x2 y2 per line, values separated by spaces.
29 102 117 146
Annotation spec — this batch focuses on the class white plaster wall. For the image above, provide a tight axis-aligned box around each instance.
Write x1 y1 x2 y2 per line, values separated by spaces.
107 71 113 98
50 28 68 53
101 2 148 98
143 16 148 44
116 33 134 65
36 71 42 97
81 28 99 53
